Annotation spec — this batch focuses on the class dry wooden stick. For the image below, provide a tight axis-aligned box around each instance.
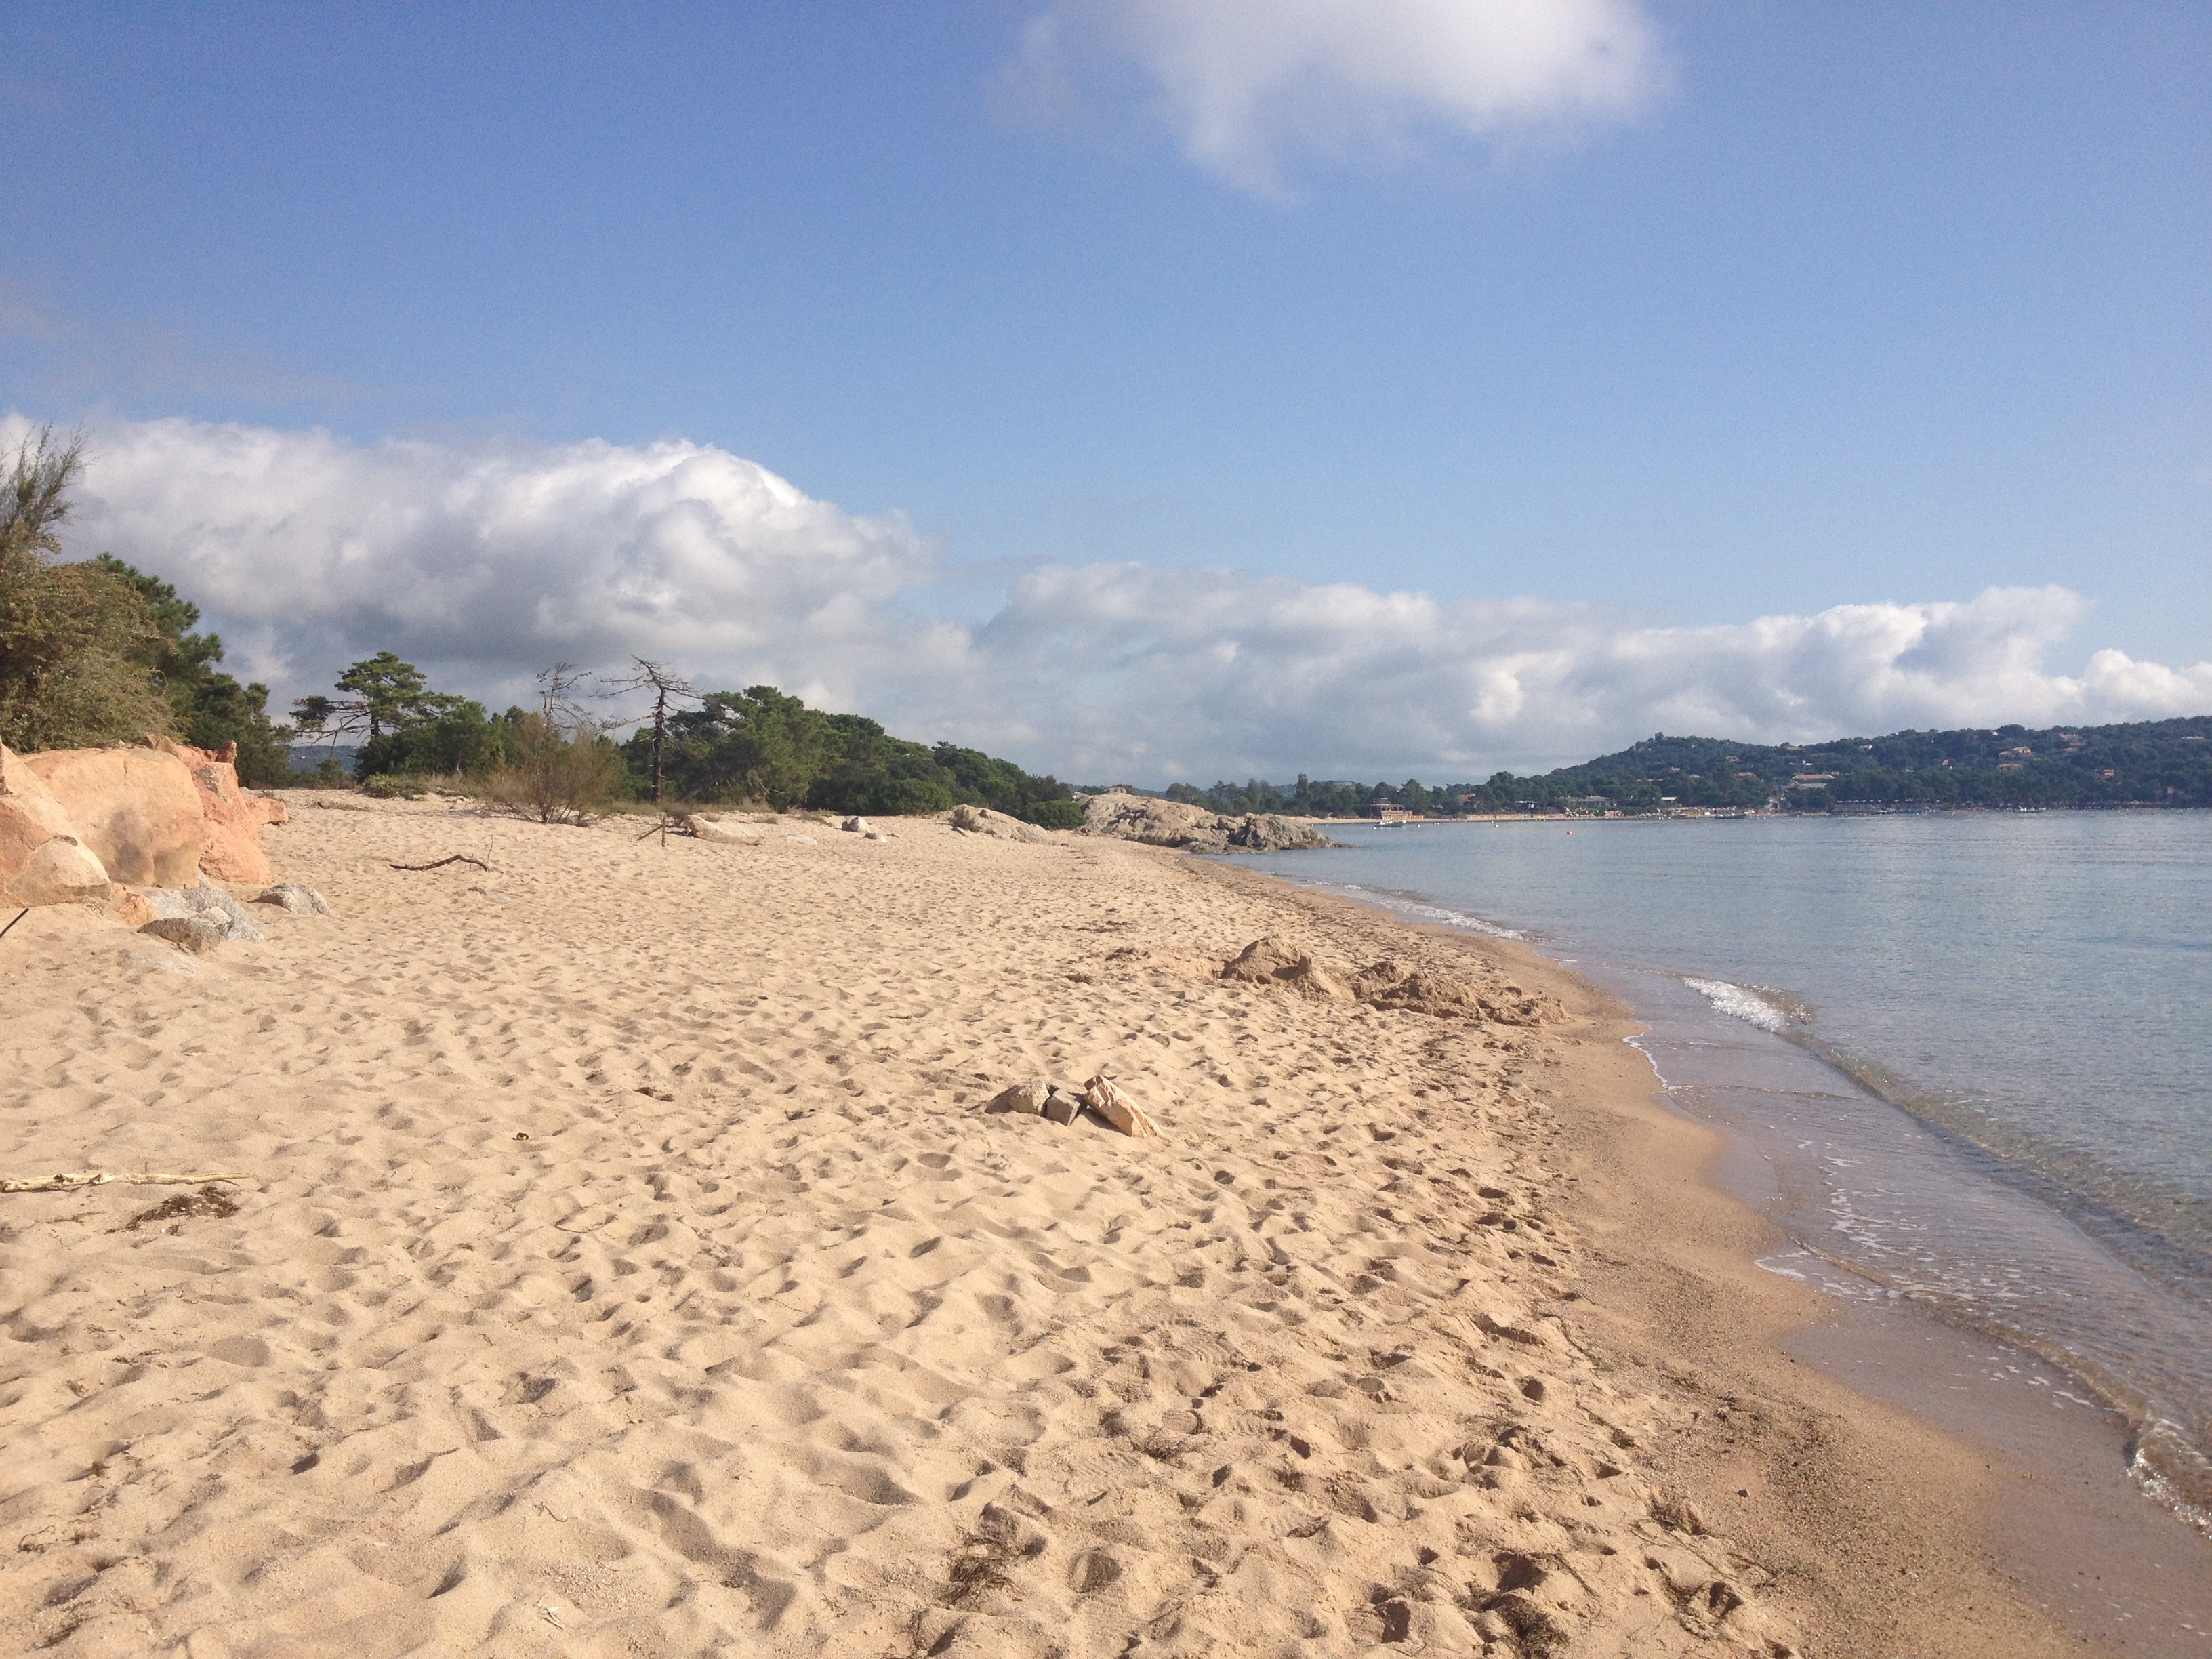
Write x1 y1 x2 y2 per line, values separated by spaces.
0 907 29 943
2 1170 252 1195
388 854 492 872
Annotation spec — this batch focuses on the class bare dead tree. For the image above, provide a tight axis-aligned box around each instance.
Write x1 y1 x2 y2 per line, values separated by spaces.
600 657 699 807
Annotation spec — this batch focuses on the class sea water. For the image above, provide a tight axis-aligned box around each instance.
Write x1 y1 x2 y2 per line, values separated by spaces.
1217 811 2212 1527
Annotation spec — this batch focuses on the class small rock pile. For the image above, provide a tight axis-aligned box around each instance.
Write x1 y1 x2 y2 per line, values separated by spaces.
133 878 330 955
985 1072 1160 1136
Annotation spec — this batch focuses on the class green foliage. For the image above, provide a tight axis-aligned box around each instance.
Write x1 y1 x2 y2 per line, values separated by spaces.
0 429 174 752
481 714 626 825
356 701 520 780
1025 799 1086 830
1160 718 2212 819
638 687 1070 817
359 773 420 799
91 556 291 785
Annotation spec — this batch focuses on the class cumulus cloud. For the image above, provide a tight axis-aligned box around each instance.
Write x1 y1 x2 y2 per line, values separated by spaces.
1003 0 1663 196
18 413 2212 783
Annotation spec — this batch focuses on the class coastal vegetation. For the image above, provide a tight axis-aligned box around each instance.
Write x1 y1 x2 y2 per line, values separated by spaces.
1 428 291 780
1156 718 2212 817
289 661 1080 821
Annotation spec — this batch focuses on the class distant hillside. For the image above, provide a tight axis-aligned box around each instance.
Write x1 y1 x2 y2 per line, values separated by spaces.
1155 714 2212 817
1527 715 2212 811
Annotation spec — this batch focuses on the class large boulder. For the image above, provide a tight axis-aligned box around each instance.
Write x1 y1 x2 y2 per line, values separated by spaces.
1080 791 1338 853
947 804 1050 844
171 741 282 884
2 836 110 906
688 815 763 845
20 745 207 887
2 742 91 902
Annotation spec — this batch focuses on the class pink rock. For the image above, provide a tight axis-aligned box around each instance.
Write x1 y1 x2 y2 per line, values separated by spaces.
1 741 82 893
2 836 110 906
169 741 276 884
20 745 208 888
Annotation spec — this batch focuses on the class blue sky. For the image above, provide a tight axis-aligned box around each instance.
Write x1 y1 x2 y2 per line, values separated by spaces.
3 2 2208 779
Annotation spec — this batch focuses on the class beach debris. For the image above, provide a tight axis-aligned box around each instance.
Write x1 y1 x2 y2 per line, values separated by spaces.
2 1169 251 1195
1221 937 1347 1001
987 1078 1051 1116
127 1184 241 1229
140 916 228 954
144 876 264 941
389 853 493 872
1083 1073 1159 1137
254 882 331 914
2 836 109 907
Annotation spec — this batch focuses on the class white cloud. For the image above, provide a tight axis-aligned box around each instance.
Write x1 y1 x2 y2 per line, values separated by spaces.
1004 0 1663 196
18 413 2212 783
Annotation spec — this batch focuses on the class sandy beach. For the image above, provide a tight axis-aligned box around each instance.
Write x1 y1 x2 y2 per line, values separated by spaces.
0 799 2146 1656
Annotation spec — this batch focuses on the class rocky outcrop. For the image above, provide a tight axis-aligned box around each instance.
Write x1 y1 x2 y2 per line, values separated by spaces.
948 804 1051 844
1079 792 1338 853
174 741 286 884
1 744 79 882
144 877 264 943
3 837 110 906
18 745 208 887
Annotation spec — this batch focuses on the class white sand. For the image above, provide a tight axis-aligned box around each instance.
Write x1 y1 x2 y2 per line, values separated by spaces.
0 799 2093 1656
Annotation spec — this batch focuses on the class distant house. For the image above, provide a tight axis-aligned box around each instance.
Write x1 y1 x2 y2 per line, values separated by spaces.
1362 804 1418 822
1790 772 1838 783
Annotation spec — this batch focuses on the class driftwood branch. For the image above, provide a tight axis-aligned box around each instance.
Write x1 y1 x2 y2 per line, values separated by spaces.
388 854 492 872
2 1170 252 1195
0 908 28 943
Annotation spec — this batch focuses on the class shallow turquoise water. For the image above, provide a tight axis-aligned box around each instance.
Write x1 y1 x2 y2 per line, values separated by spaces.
1218 812 2212 1523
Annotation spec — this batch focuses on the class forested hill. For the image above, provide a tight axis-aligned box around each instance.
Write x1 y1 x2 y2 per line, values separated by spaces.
1534 715 2212 811
1156 714 2212 817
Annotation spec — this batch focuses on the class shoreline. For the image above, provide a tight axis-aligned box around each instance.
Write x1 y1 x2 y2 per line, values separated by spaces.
1196 857 2212 1653
0 799 2195 1654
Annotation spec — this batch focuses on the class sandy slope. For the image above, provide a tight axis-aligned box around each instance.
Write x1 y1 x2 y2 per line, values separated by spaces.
0 798 2078 1656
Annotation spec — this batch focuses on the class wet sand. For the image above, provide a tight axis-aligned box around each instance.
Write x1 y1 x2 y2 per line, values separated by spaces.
0 796 2170 1655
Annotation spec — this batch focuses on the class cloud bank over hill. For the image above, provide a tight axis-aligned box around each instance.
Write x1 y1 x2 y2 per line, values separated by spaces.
1003 0 1664 197
24 414 2212 783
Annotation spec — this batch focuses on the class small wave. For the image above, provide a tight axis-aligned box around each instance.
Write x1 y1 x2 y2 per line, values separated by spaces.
1683 976 1805 1033
1330 884 1526 939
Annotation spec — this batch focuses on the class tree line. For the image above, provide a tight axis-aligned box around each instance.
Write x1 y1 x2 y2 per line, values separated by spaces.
1158 718 2212 817
2 425 1077 821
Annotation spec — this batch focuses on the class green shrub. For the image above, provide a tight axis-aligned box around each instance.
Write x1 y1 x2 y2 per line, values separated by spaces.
1023 799 1086 830
480 716 624 825
360 773 422 799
